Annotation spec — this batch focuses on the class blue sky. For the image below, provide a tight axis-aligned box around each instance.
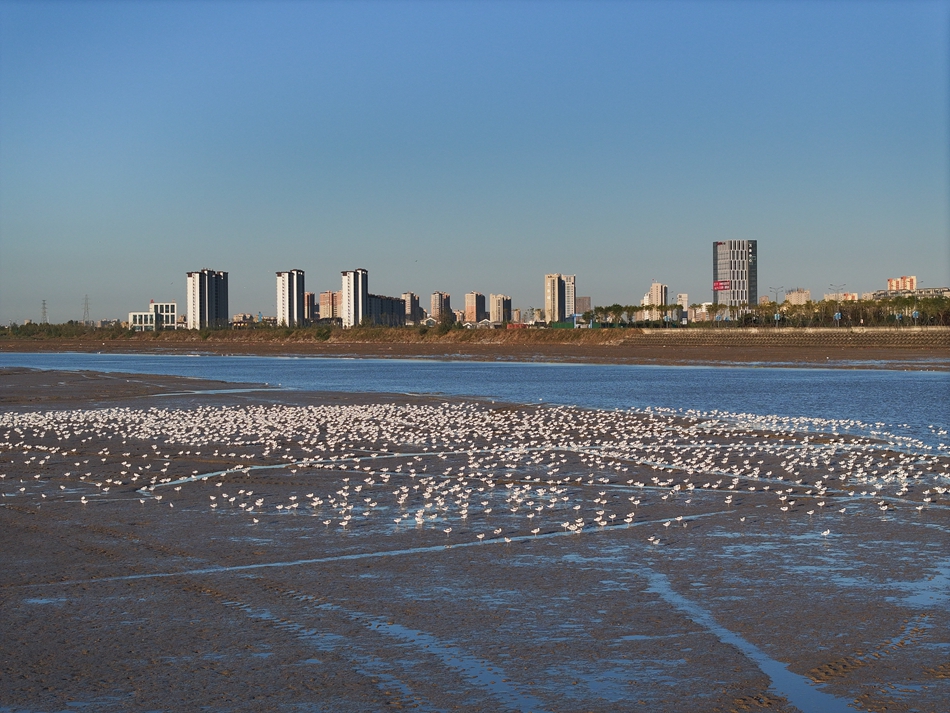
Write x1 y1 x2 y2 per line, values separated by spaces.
1 0 948 323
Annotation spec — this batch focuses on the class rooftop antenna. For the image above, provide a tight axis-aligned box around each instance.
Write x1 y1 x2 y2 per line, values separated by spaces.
82 295 91 326
41 300 48 324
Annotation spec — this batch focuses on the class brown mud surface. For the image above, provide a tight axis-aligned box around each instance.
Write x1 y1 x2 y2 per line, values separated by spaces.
2 369 949 712
2 331 949 370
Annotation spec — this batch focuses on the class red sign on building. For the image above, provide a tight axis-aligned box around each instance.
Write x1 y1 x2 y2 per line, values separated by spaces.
713 280 731 291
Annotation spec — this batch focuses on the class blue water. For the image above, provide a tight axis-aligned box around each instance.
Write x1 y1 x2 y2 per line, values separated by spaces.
1 352 946 445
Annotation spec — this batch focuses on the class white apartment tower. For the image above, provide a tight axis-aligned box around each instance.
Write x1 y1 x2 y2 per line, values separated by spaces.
544 274 566 324
563 275 576 318
712 241 758 308
341 269 368 328
276 270 305 327
186 269 228 329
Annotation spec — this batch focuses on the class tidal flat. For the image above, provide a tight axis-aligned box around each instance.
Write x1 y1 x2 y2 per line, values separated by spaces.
1 368 948 713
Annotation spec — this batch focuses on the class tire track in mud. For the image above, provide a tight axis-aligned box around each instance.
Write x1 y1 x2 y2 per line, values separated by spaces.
183 577 550 713
807 615 932 685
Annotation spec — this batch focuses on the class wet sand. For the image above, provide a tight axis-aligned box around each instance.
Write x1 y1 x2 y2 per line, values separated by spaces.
2 369 949 712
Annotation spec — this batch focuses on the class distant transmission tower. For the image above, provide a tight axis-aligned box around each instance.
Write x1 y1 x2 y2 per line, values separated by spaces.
82 295 91 326
41 300 48 324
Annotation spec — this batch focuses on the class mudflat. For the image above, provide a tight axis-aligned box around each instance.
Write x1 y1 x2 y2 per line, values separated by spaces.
2 328 949 370
2 368 948 712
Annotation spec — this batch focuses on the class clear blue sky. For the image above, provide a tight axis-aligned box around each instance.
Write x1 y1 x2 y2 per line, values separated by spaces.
1 0 948 323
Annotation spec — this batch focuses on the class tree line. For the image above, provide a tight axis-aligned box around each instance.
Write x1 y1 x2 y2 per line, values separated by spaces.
3 295 948 335
577 296 950 328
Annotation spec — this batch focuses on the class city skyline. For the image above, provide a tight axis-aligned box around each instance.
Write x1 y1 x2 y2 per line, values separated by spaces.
20 258 950 327
1 1 948 323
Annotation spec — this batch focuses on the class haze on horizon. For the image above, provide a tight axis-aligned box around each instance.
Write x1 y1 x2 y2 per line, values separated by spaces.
1 0 948 324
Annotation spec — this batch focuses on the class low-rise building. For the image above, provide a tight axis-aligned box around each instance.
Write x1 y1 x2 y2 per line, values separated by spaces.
231 313 256 328
870 287 950 300
128 301 177 332
688 303 713 322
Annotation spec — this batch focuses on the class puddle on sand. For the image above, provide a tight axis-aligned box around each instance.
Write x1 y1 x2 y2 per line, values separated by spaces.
23 597 66 606
644 570 857 713
546 659 681 703
890 558 950 607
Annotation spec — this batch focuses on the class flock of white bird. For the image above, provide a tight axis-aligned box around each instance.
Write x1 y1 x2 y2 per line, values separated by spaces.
2 400 948 545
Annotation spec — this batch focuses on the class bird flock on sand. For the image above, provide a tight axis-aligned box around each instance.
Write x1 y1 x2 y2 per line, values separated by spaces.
2 400 948 546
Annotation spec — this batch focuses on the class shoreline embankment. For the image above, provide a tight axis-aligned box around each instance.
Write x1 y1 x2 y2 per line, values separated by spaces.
1 326 948 369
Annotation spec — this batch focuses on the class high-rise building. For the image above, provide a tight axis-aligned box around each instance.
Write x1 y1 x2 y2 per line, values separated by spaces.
319 291 342 321
401 292 423 323
648 282 668 307
276 270 305 327
367 294 406 327
887 276 917 291
186 269 228 329
676 293 689 310
431 292 452 322
712 241 757 308
489 294 512 323
564 275 576 317
574 296 591 316
303 292 318 323
544 274 566 324
341 269 368 328
464 292 487 323
785 288 810 305
639 283 667 321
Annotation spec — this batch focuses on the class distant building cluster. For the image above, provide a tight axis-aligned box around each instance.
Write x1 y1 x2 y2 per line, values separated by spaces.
116 246 948 331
